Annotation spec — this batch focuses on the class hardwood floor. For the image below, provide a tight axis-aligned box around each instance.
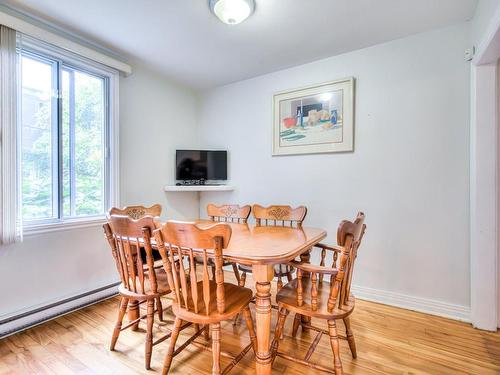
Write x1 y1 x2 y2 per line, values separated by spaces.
1 272 499 375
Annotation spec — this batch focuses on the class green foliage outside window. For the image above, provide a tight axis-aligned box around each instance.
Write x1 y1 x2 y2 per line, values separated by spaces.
22 57 105 221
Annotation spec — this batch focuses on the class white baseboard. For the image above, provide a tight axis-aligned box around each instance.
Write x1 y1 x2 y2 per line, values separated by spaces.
351 284 471 323
0 283 119 339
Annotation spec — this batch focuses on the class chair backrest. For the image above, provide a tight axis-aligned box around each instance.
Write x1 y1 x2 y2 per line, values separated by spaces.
207 203 251 223
153 221 232 315
253 204 307 228
336 212 366 308
103 215 160 296
109 204 162 220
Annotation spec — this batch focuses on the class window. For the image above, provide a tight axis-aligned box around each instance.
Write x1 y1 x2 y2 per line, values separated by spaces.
19 37 118 230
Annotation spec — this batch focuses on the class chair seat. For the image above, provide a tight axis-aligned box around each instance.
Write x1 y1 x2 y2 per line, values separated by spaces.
238 263 295 277
172 281 253 324
276 278 355 319
118 268 171 299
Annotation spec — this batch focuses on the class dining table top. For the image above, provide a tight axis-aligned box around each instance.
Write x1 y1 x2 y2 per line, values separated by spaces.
193 220 327 265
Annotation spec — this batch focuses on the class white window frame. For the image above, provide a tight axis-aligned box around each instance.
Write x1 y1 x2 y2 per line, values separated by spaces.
18 35 119 235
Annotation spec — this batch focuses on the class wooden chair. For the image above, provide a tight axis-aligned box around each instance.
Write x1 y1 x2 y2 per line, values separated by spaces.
205 203 252 284
237 204 308 291
109 204 163 268
109 204 162 219
153 220 257 375
270 212 366 375
103 215 174 370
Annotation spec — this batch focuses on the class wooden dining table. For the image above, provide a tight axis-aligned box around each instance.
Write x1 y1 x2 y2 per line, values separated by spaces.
130 221 327 375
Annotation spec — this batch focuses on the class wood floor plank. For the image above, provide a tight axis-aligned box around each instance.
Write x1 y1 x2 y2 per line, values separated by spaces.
1 272 498 374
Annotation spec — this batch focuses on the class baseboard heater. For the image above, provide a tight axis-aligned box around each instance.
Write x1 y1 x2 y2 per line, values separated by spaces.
0 282 120 339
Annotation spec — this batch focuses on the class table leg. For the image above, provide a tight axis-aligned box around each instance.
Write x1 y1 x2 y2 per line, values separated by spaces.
299 250 312 331
128 299 140 331
252 264 275 375
128 251 141 331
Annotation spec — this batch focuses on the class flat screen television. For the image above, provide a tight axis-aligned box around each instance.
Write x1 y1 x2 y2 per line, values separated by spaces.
176 150 227 181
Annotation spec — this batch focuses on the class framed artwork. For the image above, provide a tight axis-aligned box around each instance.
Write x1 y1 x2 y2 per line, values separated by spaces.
272 77 355 155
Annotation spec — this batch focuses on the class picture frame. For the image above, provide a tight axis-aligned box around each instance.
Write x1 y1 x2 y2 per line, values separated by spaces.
272 77 355 156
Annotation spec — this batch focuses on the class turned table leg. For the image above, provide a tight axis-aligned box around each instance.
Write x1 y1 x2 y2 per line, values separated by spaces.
299 250 312 331
128 299 140 331
252 264 275 375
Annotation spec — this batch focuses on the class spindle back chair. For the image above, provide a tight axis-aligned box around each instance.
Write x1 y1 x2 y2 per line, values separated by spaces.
271 212 366 375
103 215 171 370
153 221 257 375
157 221 231 316
333 213 366 309
207 203 251 223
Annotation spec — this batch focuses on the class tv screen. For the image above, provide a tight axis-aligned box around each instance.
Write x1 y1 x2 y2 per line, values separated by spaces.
176 150 227 181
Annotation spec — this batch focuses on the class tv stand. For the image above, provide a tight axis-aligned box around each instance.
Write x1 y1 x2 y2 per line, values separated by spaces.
178 179 209 186
177 182 223 187
164 185 234 192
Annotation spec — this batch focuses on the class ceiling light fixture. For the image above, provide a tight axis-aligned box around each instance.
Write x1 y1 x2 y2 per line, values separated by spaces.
209 0 255 25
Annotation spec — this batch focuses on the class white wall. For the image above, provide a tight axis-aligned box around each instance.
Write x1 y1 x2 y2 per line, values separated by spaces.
119 63 200 220
0 227 116 319
198 24 471 313
0 63 199 321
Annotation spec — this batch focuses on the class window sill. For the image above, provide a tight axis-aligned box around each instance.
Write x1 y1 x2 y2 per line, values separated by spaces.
23 216 107 236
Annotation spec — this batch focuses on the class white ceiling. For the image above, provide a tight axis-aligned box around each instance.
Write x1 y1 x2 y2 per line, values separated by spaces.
2 0 478 90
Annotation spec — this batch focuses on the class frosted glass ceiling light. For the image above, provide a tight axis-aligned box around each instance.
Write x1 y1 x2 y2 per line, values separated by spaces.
209 0 255 25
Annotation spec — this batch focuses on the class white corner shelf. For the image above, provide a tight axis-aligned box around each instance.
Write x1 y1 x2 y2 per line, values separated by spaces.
164 185 235 192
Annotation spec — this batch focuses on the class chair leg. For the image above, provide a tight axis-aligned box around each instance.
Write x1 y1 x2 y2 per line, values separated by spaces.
232 271 247 326
145 299 155 370
110 296 128 351
211 323 221 375
291 313 301 337
231 263 241 284
271 308 289 363
232 313 240 327
242 306 257 353
240 271 247 287
204 324 210 341
162 317 183 375
156 296 164 322
301 315 311 332
343 317 357 359
277 265 283 291
327 320 343 375
277 275 283 291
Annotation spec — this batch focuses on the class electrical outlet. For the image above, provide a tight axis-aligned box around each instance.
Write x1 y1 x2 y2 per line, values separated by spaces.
464 47 475 61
